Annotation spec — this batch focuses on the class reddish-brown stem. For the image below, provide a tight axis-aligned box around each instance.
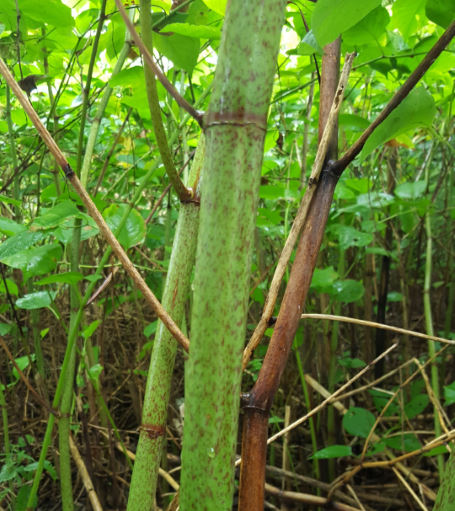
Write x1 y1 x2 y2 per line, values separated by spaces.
319 37 340 157
238 168 339 510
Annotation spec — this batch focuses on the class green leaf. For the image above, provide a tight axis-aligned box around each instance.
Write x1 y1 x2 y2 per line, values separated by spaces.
332 279 364 303
103 204 145 250
87 363 103 381
1 244 62 276
404 394 429 419
16 291 54 310
310 445 352 459
359 88 436 161
444 381 455 406
311 0 381 47
0 278 18 296
201 0 226 16
395 181 427 200
0 323 12 335
14 484 37 511
31 200 81 230
153 32 200 74
162 23 221 40
310 266 338 294
426 0 455 28
423 445 449 456
390 0 426 40
19 0 74 28
82 320 101 340
331 225 373 250
343 6 389 47
0 217 27 236
342 407 375 437
0 231 45 260
385 433 421 452
35 272 84 286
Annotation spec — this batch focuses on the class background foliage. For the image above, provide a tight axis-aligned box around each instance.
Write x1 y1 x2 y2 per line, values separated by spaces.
0 0 454 509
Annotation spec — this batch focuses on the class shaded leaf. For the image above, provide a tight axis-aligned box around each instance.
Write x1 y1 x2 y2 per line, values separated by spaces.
332 279 364 303
310 445 352 459
103 204 145 249
359 88 436 161
16 291 54 310
1 244 62 276
426 0 455 28
343 407 375 437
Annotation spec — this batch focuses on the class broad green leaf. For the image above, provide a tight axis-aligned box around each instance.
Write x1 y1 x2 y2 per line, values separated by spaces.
343 6 389 47
201 0 226 16
0 217 27 236
310 266 338 294
35 271 84 286
16 291 54 310
19 0 74 28
343 407 375 437
0 278 18 296
444 381 455 406
0 194 21 207
31 200 81 230
426 0 455 28
153 32 200 74
404 394 429 419
297 30 323 55
385 433 421 452
332 279 364 303
187 0 222 25
339 113 370 132
423 445 449 456
390 0 426 40
331 225 373 250
1 243 62 276
162 23 221 40
0 323 12 335
395 180 427 200
359 88 436 161
109 66 144 88
103 204 145 249
310 445 352 459
311 0 381 47
53 213 99 244
0 231 44 260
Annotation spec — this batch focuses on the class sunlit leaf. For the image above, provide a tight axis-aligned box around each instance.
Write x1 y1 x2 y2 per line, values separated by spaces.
359 88 436 161
201 0 226 16
162 23 221 39
312 0 381 47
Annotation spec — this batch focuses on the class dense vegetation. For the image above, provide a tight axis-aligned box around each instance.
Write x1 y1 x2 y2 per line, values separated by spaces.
0 0 454 509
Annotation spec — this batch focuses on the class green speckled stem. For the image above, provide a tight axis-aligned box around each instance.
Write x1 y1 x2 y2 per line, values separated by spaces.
180 1 286 509
127 138 204 510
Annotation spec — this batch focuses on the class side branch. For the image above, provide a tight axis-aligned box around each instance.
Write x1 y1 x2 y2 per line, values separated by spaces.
114 0 203 126
333 20 455 174
0 57 190 353
242 52 355 369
